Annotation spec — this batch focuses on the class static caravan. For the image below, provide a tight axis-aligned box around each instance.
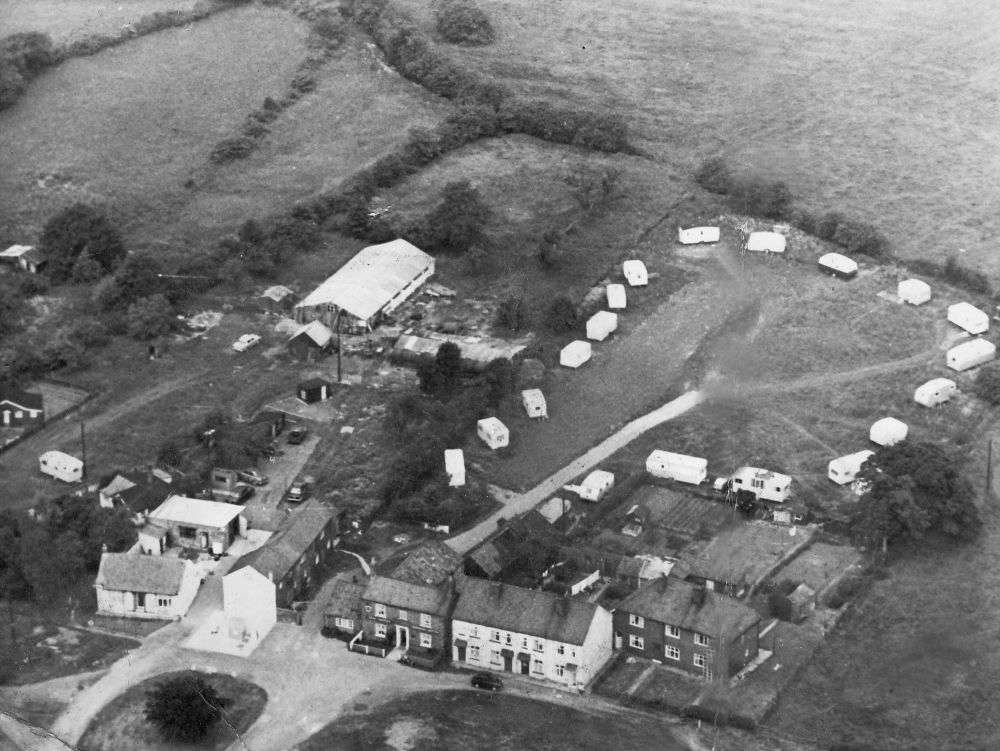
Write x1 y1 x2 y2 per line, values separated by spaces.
444 449 465 487
870 417 908 447
818 252 858 279
947 302 989 335
914 378 957 407
622 260 648 287
576 470 615 502
606 284 627 310
827 450 875 485
677 226 720 245
730 466 792 503
745 231 787 254
645 450 707 485
560 340 592 368
947 338 996 372
476 417 509 450
897 279 931 306
586 311 618 341
521 389 548 419
39 451 83 483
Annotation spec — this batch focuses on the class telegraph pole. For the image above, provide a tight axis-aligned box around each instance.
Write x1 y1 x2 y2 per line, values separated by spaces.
335 310 342 384
80 421 87 481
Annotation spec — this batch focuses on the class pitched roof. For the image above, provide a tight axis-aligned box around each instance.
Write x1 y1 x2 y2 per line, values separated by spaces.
0 387 43 411
296 239 434 321
298 377 330 391
230 504 335 581
618 577 760 639
0 244 34 259
95 553 190 595
149 496 244 528
465 510 563 580
102 471 172 515
453 578 602 646
261 285 298 303
324 574 368 619
289 320 334 348
673 522 811 587
390 540 462 587
363 575 455 616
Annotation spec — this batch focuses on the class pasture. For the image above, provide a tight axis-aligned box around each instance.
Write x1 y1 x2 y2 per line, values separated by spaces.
2 0 201 43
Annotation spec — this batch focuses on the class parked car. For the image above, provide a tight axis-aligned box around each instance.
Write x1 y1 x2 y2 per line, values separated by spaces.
232 334 262 352
237 468 269 486
286 480 307 503
470 672 503 691
287 426 308 444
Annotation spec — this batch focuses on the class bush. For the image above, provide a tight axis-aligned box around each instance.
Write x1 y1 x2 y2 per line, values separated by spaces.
767 591 793 621
126 294 174 340
975 362 1000 404
40 203 126 282
907 256 993 296
210 136 256 164
832 218 888 258
545 296 578 333
728 176 793 220
70 319 110 347
17 274 49 297
496 294 529 332
70 253 104 283
435 1 496 46
242 119 270 138
789 207 818 235
815 211 846 241
145 675 228 742
693 156 732 194
96 254 164 311
291 73 316 93
0 32 54 110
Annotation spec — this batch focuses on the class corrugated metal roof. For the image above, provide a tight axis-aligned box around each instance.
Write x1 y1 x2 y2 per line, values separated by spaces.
95 553 190 595
150 496 244 528
289 320 334 347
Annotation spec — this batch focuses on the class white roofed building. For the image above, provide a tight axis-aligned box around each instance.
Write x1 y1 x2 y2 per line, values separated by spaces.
144 496 245 556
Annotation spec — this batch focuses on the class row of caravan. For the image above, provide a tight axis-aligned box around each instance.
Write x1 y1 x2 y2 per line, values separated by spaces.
645 450 792 504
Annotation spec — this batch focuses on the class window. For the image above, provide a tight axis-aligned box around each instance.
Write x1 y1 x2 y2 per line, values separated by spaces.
533 660 544 674
157 597 170 608
398 609 408 622
505 633 513 645
178 525 197 540
470 626 479 638
420 613 432 629
570 649 576 658
521 637 529 648
665 624 680 639
628 634 645 650
314 554 319 565
327 539 332 549
420 633 433 648
319 529 325 540
557 645 565 655
694 633 711 647
374 604 386 618
628 614 644 628
335 617 353 629
533 639 544 652
490 630 501 642
490 649 502 665
555 665 564 677
375 623 387 638
469 645 480 661
665 645 680 661
693 653 707 668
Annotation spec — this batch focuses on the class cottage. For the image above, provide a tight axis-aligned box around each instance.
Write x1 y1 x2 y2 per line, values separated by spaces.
361 575 458 665
817 252 858 279
606 284 627 310
477 417 509 450
452 578 613 689
287 321 335 361
95 552 201 620
614 577 760 680
947 338 996 372
677 226 720 245
730 466 791 503
586 311 618 342
323 574 368 639
914 378 957 407
144 496 245 556
445 449 466 487
622 260 648 287
297 377 332 404
745 231 786 254
295 239 434 333
827 450 875 485
560 341 592 368
645 450 707 485
947 302 989 335
39 451 83 483
897 278 931 306
0 387 44 428
869 417 908 447
0 244 46 273
521 389 548 419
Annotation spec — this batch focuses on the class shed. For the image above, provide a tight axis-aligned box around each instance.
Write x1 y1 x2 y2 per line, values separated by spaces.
297 377 331 404
818 252 858 279
288 320 335 361
0 245 46 273
622 260 648 287
444 449 466 487
745 231 786 254
260 285 299 313
560 341 592 368
947 302 989 335
521 389 548 419
606 284 627 310
897 278 931 306
537 497 567 524
914 378 957 407
870 417 908 447
39 451 83 483
827 450 875 485
576 470 614 502
0 387 44 428
645 450 707 485
947 338 996 372
677 226 720 245
586 311 618 342
476 417 509 450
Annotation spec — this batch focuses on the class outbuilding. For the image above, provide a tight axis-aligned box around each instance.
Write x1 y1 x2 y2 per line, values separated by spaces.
745 231 786 254
606 284 627 310
677 226 720 245
39 451 83 483
445 449 466 487
897 278 931 306
297 377 331 404
818 252 858 279
95 552 201 620
586 311 618 341
477 417 509 450
622 260 648 287
914 378 957 407
146 496 245 556
827 450 875 485
0 387 44 428
947 302 989 335
0 244 46 274
521 389 548 419
287 320 335 361
870 417 908 447
560 340 592 368
947 338 996 372
645 450 707 485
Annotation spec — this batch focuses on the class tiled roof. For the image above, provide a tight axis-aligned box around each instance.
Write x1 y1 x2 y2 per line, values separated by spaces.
618 577 760 639
95 553 190 595
673 522 811 587
363 575 455 617
230 504 334 582
452 578 602 646
324 574 368 620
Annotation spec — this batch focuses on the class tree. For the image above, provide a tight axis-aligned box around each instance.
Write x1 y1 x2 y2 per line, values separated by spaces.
145 675 227 742
0 281 26 336
496 293 529 333
96 253 165 311
482 358 516 408
126 294 174 340
435 0 496 45
419 341 463 399
693 156 732 194
423 180 493 255
975 362 1000 404
565 166 621 212
545 296 578 333
40 203 125 282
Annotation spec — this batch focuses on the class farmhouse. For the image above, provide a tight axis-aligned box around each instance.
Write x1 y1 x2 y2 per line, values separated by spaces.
606 284 627 310
560 340 592 368
622 260 648 286
818 252 858 279
677 226 720 245
521 388 548 419
0 244 46 273
947 338 996 371
869 417 908 447
828 450 875 485
451 578 613 689
95 552 200 620
297 377 332 404
614 576 760 680
914 378 957 407
39 451 83 483
745 231 786 254
143 496 244 556
323 573 368 639
586 311 618 341
730 466 792 503
897 278 931 306
947 302 989 335
645 450 707 485
445 448 466 487
0 387 44 428
477 417 509 450
294 239 434 333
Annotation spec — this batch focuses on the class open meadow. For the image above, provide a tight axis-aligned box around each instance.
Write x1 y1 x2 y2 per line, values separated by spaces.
1 0 201 43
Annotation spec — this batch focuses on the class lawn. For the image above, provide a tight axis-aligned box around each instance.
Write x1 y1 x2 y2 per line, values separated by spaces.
1 0 202 43
293 689 690 751
76 670 267 751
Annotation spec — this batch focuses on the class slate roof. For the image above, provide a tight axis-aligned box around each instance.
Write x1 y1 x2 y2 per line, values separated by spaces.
0 388 43 412
324 574 368 620
618 576 760 639
452 578 601 646
230 504 334 582
390 540 462 587
465 510 563 580
95 553 189 595
363 575 455 617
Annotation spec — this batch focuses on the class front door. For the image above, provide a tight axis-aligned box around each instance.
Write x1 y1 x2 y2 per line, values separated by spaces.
457 645 466 662
396 626 409 650
503 655 512 672
520 660 529 675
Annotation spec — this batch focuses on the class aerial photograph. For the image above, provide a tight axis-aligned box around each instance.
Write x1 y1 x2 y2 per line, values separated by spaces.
1 0 998 749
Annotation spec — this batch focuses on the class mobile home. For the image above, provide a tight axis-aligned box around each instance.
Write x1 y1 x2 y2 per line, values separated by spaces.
645 450 707 485
39 451 83 483
827 450 875 485
745 231 786 254
586 311 618 342
947 302 989 335
947 338 996 372
913 378 957 407
869 417 908 447
444 449 466 487
897 279 931 306
677 226 720 245
560 341 592 368
817 252 858 279
730 466 792 503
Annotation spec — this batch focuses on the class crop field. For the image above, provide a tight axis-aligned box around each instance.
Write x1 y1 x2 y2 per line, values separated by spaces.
2 0 200 43
396 0 1000 276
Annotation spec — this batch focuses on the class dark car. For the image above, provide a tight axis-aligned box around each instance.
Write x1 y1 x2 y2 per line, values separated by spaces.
470 672 503 691
237 469 269 486
287 426 308 445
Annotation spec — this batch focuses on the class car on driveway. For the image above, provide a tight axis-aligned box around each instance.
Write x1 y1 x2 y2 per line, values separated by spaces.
470 672 503 691
237 468 269 486
287 426 308 444
286 480 307 503
232 334 262 352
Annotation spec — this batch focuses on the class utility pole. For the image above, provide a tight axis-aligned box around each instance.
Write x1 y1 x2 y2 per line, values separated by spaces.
335 310 342 384
80 421 86 481
987 438 993 497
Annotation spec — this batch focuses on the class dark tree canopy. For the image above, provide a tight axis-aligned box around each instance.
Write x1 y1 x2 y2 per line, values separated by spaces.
975 362 1000 404
40 203 126 282
96 254 164 311
423 180 493 255
419 341 463 399
545 296 578 333
145 675 227 742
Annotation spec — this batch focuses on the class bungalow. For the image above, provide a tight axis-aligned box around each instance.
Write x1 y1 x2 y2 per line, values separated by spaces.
143 496 245 556
287 320 335 361
613 576 760 680
729 466 792 503
95 552 201 620
451 578 613 689
0 387 44 428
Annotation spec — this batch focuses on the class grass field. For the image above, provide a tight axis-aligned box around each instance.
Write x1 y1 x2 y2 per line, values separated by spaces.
2 0 201 43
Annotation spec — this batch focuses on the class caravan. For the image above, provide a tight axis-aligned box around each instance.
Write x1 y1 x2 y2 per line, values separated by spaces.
947 338 996 372
677 226 720 245
586 311 618 341
39 451 83 483
913 378 957 407
947 302 989 335
818 253 858 279
870 417 908 447
827 450 875 485
745 231 787 254
645 451 707 485
622 260 648 287
897 279 931 306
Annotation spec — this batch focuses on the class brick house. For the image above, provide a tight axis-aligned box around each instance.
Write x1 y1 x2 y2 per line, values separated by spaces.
361 576 457 666
613 576 761 681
